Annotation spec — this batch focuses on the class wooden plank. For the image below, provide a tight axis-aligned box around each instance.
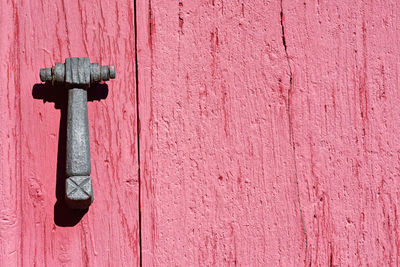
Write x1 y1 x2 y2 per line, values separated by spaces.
137 0 306 265
0 1 22 265
0 0 139 265
284 0 400 265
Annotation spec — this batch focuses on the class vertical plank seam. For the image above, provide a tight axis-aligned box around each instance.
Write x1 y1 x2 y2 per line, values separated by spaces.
133 0 143 265
280 0 309 264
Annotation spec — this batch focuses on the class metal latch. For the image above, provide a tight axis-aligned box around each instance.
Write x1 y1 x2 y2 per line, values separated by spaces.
40 58 115 209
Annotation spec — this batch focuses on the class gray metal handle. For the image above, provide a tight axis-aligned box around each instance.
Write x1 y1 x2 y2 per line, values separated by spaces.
40 57 115 209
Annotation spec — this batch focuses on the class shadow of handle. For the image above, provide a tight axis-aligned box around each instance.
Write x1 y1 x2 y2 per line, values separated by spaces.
32 82 109 109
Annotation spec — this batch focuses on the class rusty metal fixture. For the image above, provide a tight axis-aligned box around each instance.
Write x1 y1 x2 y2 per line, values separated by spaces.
40 57 115 209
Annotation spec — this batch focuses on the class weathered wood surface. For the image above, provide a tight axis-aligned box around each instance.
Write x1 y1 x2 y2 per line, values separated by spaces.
284 1 400 265
137 0 400 266
2 0 400 266
0 0 139 266
137 0 304 265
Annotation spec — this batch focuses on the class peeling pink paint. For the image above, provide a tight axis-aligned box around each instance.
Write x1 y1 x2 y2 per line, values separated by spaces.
138 0 400 266
1 0 400 266
0 0 139 265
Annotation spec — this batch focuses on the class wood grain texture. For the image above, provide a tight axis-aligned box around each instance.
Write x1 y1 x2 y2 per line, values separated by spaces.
3 0 400 265
137 0 306 265
137 0 400 266
0 1 22 265
284 0 400 265
0 0 139 265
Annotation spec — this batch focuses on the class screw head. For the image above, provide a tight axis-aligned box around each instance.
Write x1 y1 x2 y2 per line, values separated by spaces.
109 65 116 79
40 67 52 82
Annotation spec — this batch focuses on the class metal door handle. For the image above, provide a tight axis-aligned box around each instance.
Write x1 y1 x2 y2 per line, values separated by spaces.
40 57 115 209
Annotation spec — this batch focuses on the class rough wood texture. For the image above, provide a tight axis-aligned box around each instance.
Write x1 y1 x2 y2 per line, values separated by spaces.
137 0 400 266
284 1 400 265
0 0 139 265
137 0 305 265
3 0 400 265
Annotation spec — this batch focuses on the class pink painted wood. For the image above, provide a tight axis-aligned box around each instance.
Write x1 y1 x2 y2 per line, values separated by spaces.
137 0 400 266
2 0 400 266
0 0 139 265
284 1 400 265
137 0 304 265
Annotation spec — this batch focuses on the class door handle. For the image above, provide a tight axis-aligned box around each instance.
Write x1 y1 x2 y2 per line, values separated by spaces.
40 58 115 209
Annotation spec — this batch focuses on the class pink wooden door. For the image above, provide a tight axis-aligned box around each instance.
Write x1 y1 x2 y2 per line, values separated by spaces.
2 0 400 266
136 0 400 266
0 0 139 266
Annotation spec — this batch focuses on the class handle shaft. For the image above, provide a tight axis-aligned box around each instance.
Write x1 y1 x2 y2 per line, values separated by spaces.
65 87 93 209
66 88 91 176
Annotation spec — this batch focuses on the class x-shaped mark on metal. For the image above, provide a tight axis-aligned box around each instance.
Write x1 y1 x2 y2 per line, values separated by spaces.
65 176 93 209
